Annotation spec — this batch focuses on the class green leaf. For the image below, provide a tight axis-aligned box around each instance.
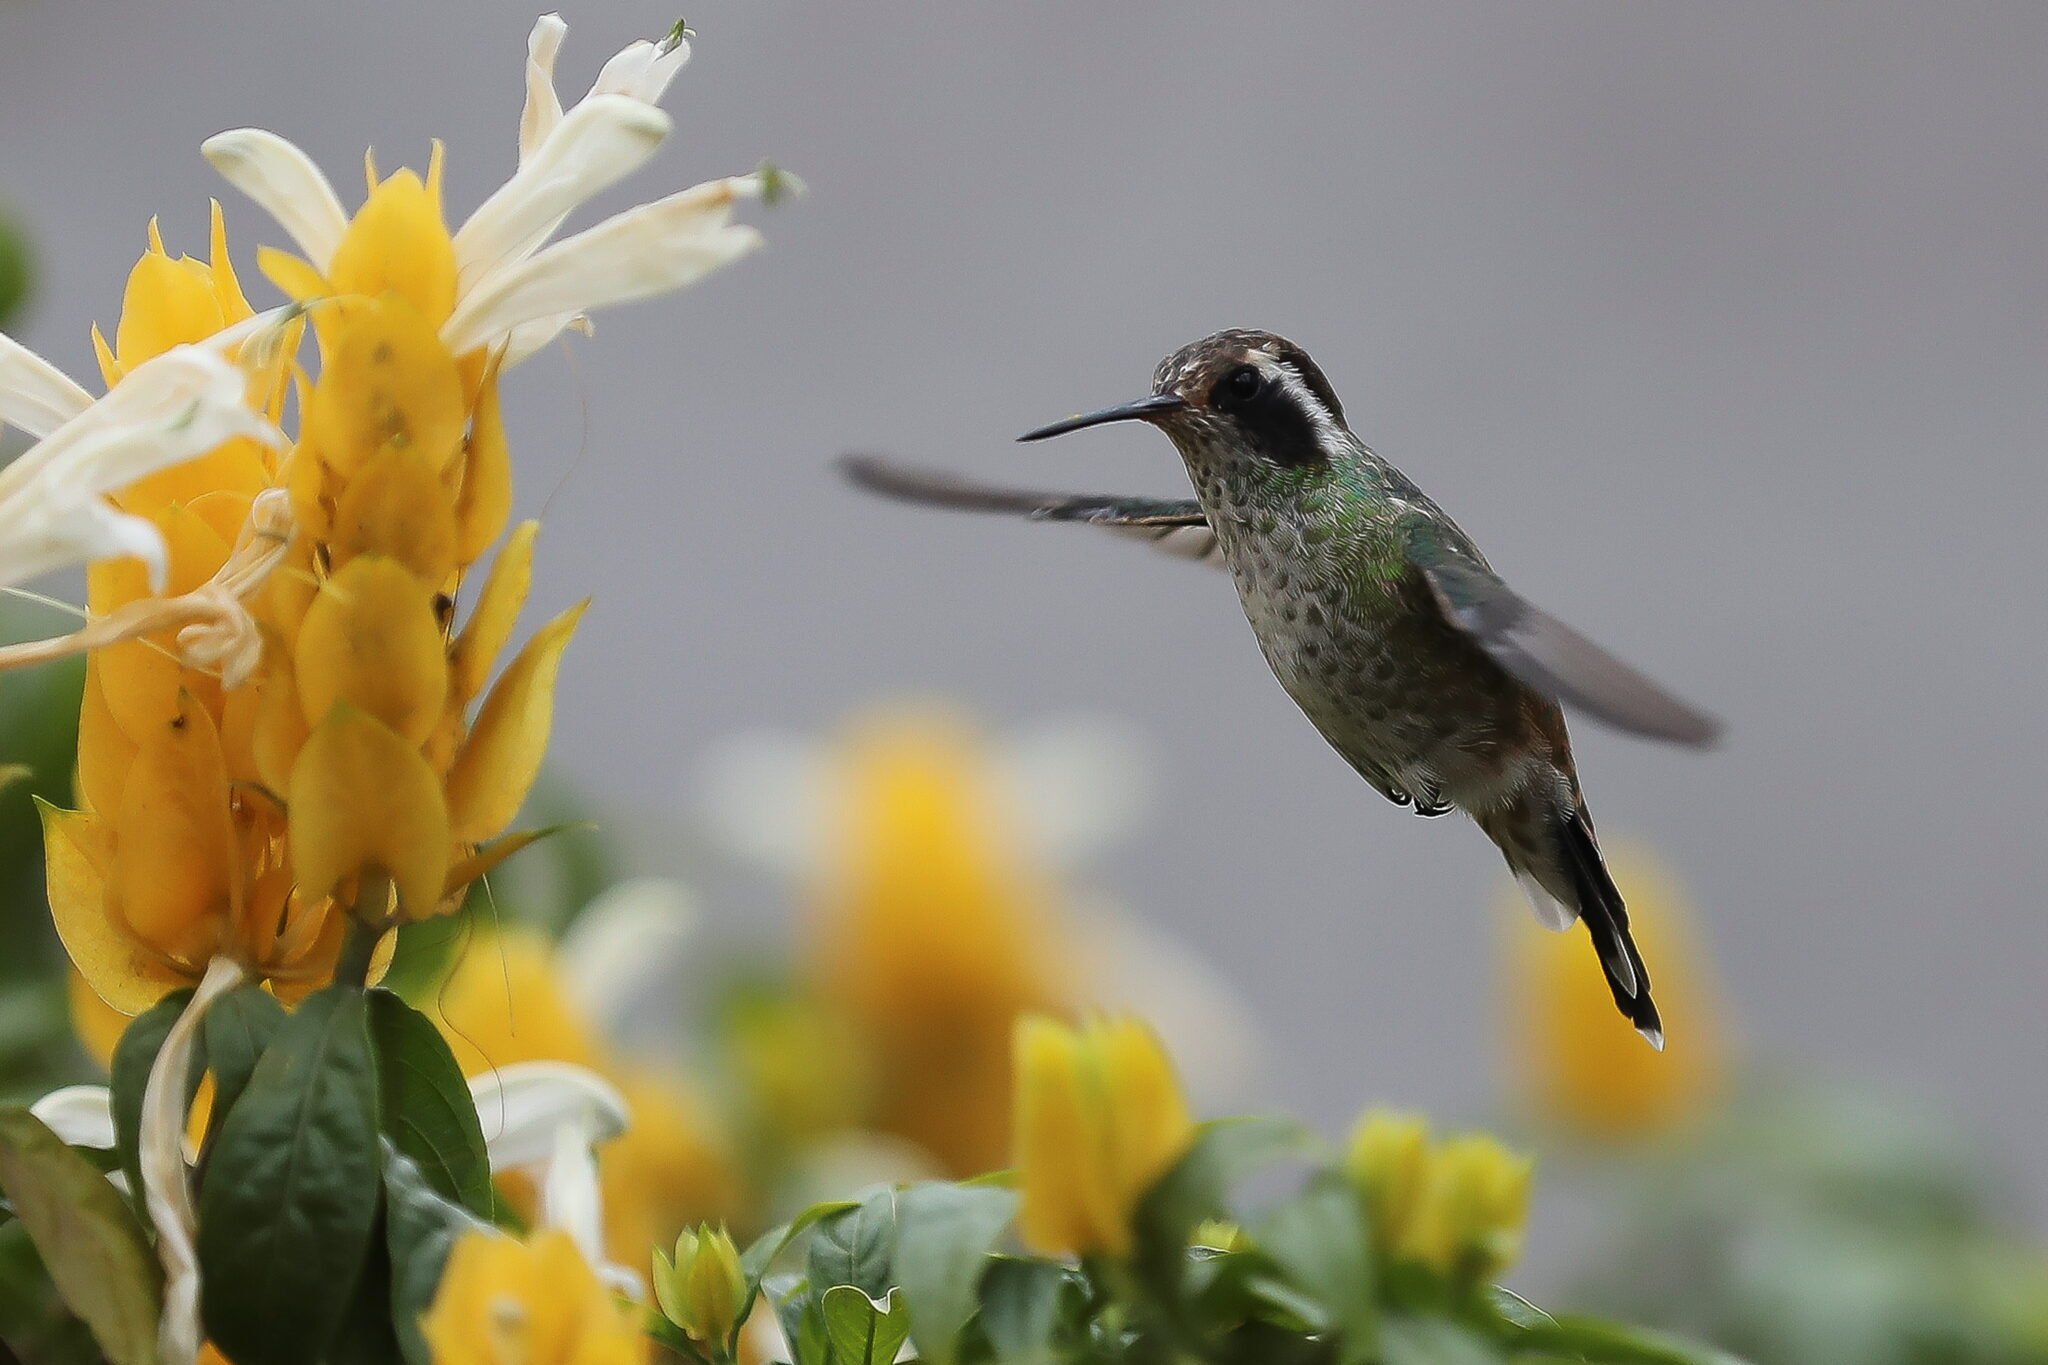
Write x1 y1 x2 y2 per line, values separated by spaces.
1382 1314 1507 1365
734 1199 857 1355
893 1181 1018 1365
384 1142 490 1365
1486 1287 1559 1332
1258 1170 1376 1360
767 1275 829 1365
365 990 491 1214
110 989 196 1209
1510 1317 1752 1365
807 1189 897 1300
196 985 383 1365
744 1199 861 1283
977 1258 1070 1365
821 1284 912 1365
0 1219 105 1365
1135 1116 1317 1290
327 1225 401 1365
200 985 287 1126
0 1108 162 1365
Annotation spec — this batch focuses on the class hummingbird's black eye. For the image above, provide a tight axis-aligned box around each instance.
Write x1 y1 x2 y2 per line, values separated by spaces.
1216 365 1265 409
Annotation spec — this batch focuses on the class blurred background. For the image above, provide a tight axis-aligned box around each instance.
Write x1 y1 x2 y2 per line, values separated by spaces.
3 2 2047 1358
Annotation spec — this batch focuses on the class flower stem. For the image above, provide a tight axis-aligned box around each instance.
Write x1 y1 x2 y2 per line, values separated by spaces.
336 872 392 988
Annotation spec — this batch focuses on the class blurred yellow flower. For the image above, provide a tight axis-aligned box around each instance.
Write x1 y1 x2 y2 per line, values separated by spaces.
808 712 1075 1174
1345 1110 1432 1253
431 928 744 1264
1013 1014 1194 1259
1346 1110 1533 1281
1505 847 1728 1140
422 1228 645 1365
652 1223 746 1346
1404 1133 1533 1282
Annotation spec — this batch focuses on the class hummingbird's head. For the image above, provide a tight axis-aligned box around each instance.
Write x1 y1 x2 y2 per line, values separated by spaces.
1018 329 1351 479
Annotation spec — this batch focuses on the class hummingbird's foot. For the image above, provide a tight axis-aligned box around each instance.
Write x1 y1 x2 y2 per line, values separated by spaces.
1411 795 1453 818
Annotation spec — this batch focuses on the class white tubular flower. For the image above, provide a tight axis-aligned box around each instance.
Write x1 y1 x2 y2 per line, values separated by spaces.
196 129 349 272
0 339 285 594
28 1085 132 1196
445 174 763 363
203 13 775 367
519 13 570 161
30 1084 118 1153
468 1060 640 1295
557 878 700 1050
0 331 94 438
141 956 249 1365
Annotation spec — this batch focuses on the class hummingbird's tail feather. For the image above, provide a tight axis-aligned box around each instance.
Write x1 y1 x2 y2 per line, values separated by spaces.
1482 799 1665 1049
1557 809 1664 1049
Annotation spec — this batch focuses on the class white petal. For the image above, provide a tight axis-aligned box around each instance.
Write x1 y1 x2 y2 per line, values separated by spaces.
142 956 247 1365
202 128 350 271
998 715 1153 867
30 1084 117 1150
97 345 250 424
519 13 569 164
55 380 280 500
456 95 671 291
0 498 168 594
31 345 279 475
539 1115 610 1269
200 302 305 362
442 178 761 357
0 348 282 592
497 310 586 367
589 41 654 101
588 28 691 106
0 332 93 438
557 878 700 1046
687 729 830 876
469 1060 629 1175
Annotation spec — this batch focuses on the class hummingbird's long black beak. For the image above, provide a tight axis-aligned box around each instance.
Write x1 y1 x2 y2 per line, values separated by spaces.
1017 393 1185 442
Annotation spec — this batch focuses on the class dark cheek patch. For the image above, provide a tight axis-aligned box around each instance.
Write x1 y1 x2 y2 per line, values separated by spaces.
1241 381 1328 467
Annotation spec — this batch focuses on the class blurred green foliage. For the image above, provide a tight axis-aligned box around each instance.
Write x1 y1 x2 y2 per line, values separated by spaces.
1568 1085 2048 1365
0 619 86 1108
0 613 96 1361
0 205 32 330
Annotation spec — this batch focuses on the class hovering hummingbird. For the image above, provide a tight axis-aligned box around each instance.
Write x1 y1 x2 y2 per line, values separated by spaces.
842 329 1717 1045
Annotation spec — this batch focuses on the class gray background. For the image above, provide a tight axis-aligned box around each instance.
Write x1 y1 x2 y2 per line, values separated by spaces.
4 0 2045 1223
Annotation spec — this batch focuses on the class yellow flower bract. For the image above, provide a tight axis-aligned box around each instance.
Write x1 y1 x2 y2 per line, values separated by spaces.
652 1224 746 1346
1012 1013 1194 1259
1345 1110 1534 1281
422 1228 646 1365
50 175 587 1023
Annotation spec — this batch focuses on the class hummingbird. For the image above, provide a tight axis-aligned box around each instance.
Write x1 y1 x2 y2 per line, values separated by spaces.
842 329 1717 1045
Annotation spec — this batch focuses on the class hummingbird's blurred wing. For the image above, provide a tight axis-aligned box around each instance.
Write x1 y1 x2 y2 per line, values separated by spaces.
1417 554 1720 747
840 454 1221 563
